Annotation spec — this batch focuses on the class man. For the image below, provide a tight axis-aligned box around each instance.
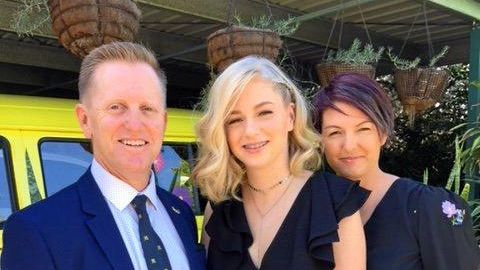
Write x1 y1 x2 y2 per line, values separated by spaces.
1 42 206 270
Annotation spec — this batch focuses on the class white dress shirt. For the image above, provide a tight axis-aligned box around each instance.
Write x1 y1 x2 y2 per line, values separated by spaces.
91 159 190 270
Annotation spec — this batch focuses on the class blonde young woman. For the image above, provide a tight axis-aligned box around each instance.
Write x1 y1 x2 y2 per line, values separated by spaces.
192 56 369 270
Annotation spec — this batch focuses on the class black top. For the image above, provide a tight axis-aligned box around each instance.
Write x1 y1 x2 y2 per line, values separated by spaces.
205 171 369 270
365 178 480 270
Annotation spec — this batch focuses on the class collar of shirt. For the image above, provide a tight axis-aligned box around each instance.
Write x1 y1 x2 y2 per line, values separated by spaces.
91 159 161 212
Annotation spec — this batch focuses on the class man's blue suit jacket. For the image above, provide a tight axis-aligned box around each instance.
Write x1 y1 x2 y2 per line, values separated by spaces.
1 170 206 270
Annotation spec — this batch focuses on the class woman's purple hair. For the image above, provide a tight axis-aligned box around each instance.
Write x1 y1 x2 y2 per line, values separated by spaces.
313 73 394 139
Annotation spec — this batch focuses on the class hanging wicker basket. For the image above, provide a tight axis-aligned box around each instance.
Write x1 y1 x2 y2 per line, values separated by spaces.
47 0 141 58
206 25 283 73
315 63 376 87
394 68 449 125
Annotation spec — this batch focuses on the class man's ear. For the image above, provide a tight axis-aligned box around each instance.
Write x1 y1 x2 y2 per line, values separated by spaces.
75 104 92 139
162 111 168 134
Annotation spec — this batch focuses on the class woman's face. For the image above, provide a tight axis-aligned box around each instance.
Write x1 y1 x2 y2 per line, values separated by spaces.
321 102 386 181
225 76 294 171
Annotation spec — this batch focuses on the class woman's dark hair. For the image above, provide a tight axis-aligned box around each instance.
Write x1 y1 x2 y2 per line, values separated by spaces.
313 73 395 140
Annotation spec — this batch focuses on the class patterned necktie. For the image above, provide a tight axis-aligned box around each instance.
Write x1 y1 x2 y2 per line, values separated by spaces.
131 195 172 270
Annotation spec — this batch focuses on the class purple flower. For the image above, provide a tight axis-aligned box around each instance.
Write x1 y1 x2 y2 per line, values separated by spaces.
172 187 193 207
442 200 457 218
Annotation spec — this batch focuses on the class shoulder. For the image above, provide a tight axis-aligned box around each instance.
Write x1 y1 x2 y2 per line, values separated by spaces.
411 181 469 218
393 178 467 211
310 171 369 220
312 171 370 210
8 181 81 226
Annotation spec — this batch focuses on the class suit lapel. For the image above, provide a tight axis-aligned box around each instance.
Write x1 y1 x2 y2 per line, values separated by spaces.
156 187 200 269
77 171 134 270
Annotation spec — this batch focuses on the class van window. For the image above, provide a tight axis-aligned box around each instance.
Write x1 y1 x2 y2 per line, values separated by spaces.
39 141 93 196
39 140 201 213
0 138 14 225
154 144 201 214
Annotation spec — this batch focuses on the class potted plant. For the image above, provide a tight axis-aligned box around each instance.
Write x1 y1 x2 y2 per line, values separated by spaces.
206 15 299 73
11 0 141 58
387 46 450 125
315 38 384 87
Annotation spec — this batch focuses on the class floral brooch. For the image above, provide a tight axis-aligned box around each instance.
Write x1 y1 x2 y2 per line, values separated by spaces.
442 200 465 226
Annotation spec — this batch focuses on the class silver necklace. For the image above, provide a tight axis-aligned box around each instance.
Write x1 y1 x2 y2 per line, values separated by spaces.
247 175 292 268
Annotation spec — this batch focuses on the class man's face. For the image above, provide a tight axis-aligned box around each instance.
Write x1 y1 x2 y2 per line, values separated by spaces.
76 61 166 183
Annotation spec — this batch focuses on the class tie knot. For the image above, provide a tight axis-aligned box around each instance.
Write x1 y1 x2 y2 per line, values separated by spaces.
131 195 148 213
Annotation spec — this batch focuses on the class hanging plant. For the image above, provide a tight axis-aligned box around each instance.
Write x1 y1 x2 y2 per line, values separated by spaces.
315 38 384 87
48 0 142 58
206 15 299 73
11 0 142 58
387 46 450 126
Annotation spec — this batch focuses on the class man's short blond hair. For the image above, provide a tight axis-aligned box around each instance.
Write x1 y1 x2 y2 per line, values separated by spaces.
78 42 167 105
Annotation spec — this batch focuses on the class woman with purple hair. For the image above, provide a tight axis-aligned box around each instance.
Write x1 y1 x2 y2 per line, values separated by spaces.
313 73 479 270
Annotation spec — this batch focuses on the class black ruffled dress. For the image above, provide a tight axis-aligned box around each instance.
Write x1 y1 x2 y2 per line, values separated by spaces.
205 171 369 270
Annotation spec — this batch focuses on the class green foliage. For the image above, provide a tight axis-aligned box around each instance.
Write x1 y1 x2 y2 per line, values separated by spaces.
26 151 42 203
386 46 449 70
423 136 469 199
386 47 421 70
423 168 429 185
471 80 480 89
446 137 462 194
421 134 479 243
10 0 51 37
325 38 384 65
234 15 300 36
429 46 449 67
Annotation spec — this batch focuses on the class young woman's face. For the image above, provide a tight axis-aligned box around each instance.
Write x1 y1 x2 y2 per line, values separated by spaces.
225 76 294 171
321 102 386 181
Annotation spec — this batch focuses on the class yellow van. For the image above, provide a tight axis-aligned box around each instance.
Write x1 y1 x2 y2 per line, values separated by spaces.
0 94 204 253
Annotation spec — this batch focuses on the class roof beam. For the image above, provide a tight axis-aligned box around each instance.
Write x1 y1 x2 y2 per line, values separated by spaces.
0 0 206 64
425 0 480 21
0 38 80 72
293 0 377 23
138 0 420 57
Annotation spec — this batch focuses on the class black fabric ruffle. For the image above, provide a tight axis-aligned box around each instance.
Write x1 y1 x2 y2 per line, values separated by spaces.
205 171 370 269
308 172 370 266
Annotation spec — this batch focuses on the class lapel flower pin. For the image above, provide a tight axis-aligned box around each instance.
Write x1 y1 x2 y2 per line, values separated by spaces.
442 200 465 226
171 206 181 215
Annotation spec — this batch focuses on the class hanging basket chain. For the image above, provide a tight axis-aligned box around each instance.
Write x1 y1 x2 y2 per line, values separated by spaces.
399 6 422 58
357 1 372 45
337 0 344 49
322 9 340 60
226 0 237 27
264 0 274 21
422 0 434 59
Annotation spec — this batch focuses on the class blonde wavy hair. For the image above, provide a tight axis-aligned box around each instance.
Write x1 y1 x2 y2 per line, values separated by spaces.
192 56 322 204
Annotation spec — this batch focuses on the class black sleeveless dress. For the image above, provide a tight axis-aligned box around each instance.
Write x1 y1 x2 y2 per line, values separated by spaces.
205 171 369 270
